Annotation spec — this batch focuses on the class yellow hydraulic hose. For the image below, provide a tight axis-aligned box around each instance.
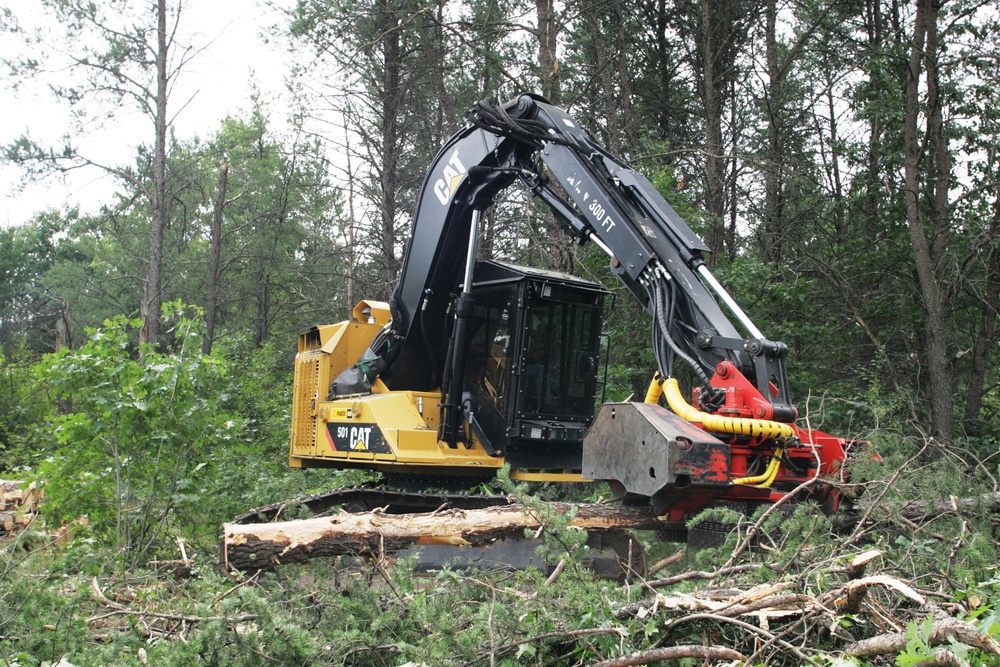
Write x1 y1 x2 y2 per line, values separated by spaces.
732 448 784 486
763 453 783 487
662 377 796 441
644 374 665 404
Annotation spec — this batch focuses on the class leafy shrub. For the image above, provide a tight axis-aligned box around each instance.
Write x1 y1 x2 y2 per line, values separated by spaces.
34 302 241 563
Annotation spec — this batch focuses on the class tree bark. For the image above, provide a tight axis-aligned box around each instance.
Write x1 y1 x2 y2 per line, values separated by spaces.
140 0 170 348
701 0 726 264
222 502 665 572
203 161 229 355
903 0 954 440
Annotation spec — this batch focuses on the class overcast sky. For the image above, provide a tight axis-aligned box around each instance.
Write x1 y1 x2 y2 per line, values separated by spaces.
1 0 295 228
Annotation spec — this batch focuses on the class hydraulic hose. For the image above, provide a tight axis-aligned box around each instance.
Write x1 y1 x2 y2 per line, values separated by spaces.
652 278 710 385
644 374 665 404
763 449 784 486
732 448 784 486
662 377 795 441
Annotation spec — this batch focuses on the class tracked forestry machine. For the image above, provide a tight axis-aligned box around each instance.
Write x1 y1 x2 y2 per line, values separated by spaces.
229 95 858 571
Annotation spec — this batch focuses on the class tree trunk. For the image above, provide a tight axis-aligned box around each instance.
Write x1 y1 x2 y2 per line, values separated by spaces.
582 0 619 154
861 0 885 241
140 0 170 347
654 0 672 141
253 252 269 348
378 3 403 293
345 129 356 316
534 0 574 272
431 0 455 138
53 298 73 352
613 0 635 152
701 0 726 264
763 0 784 263
824 77 846 247
203 161 229 355
222 502 666 572
963 188 1000 433
903 0 954 440
536 0 559 103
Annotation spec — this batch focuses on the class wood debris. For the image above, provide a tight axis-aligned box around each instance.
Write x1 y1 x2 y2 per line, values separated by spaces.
0 479 41 537
608 549 1000 665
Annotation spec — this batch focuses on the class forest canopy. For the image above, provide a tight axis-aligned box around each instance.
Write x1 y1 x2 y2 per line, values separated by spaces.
3 0 997 442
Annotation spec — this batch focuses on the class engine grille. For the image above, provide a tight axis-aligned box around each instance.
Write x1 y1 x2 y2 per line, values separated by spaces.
291 350 323 452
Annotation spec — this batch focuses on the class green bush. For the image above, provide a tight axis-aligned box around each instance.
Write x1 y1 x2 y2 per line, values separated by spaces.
34 302 241 563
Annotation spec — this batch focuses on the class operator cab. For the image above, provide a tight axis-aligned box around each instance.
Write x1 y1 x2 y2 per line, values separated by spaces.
465 260 609 469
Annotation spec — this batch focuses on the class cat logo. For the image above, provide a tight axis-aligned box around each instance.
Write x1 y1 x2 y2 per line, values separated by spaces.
327 422 390 454
349 426 372 450
433 149 467 205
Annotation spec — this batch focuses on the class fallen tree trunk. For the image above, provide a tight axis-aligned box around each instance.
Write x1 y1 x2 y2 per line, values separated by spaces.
844 617 1000 659
222 502 666 572
223 491 1000 573
589 645 745 666
897 492 1000 521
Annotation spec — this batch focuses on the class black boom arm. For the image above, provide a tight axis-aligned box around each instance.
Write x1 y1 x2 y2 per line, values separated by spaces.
382 95 796 423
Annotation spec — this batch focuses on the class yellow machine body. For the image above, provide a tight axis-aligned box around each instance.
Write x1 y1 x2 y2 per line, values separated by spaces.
288 300 582 482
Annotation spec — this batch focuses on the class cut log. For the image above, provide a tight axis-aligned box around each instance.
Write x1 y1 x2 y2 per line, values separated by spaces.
0 481 42 537
222 502 666 572
0 480 41 511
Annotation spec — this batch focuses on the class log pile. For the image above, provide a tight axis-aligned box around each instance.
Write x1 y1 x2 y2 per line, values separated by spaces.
0 479 41 536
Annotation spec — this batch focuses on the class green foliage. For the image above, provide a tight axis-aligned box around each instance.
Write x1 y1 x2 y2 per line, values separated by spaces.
894 617 966 667
2 528 631 667
0 349 51 474
33 303 241 562
196 101 347 344
1 450 998 667
202 337 370 517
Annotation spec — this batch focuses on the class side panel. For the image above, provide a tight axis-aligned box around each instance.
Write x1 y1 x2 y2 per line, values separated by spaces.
288 319 385 465
303 390 504 472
